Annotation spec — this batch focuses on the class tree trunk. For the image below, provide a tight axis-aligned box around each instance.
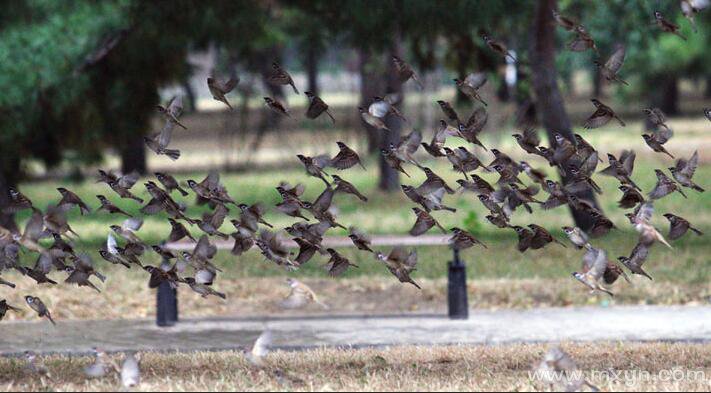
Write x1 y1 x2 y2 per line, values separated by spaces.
530 0 599 231
659 75 679 115
305 46 320 96
379 44 404 192
358 49 384 154
182 79 196 113
592 68 603 98
0 156 20 231
705 75 711 98
120 134 148 175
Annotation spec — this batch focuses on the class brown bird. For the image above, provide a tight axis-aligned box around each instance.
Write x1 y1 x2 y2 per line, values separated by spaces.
0 207 45 253
669 151 705 192
184 277 226 299
0 299 20 321
568 25 598 52
207 76 239 109
111 218 144 244
663 213 703 240
230 225 255 256
409 207 446 236
359 106 389 131
291 237 320 266
381 148 410 178
280 278 328 309
421 120 460 157
457 175 495 196
332 175 367 202
238 203 273 231
643 108 671 131
418 167 455 195
562 226 590 249
454 72 487 106
574 245 614 296
264 97 291 117
369 95 407 122
631 202 673 249
642 134 674 159
57 187 91 215
106 172 144 203
437 100 460 124
305 91 335 123
449 227 486 250
144 264 184 289
156 95 187 130
145 120 181 161
617 185 645 209
96 195 131 217
392 56 423 88
481 31 516 62
600 151 640 190
155 172 189 197
649 169 687 200
519 161 547 185
324 248 357 277
297 154 331 186
513 128 541 155
618 242 653 280
4 187 34 213
528 224 566 250
25 295 56 325
348 226 373 252
331 142 366 170
552 9 578 31
654 11 687 40
512 226 534 253
583 99 625 129
374 246 420 289
594 44 628 85
267 62 299 94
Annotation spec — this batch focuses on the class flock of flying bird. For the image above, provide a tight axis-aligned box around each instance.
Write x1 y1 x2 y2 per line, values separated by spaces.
2 3 711 389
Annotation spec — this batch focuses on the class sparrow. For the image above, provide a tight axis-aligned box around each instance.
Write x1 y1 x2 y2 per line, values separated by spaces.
184 277 226 299
449 227 486 250
155 172 189 196
573 245 614 296
359 107 389 131
168 218 195 243
246 331 273 367
535 346 599 392
330 141 366 170
145 120 181 161
421 120 460 157
642 134 674 159
663 213 703 240
617 185 645 209
409 207 446 236
256 230 295 268
562 226 590 249
568 25 598 52
417 167 455 195
100 233 131 268
96 195 131 217
69 253 106 282
643 107 671 131
348 226 373 252
267 62 299 94
57 187 91 215
44 204 80 238
196 203 230 239
325 248 358 276
583 99 625 129
457 108 489 151
0 207 45 253
519 161 547 185
512 128 541 155
156 95 187 129
297 154 331 186
528 224 566 249
552 133 577 165
144 264 184 289
275 188 310 221
551 10 578 31
121 352 141 389
4 187 34 213
25 295 56 325
681 0 709 32
618 242 653 280
512 226 534 253
669 151 704 192
292 237 320 266
0 299 20 321
24 351 51 379
207 76 239 109
369 95 407 122
649 169 687 200
594 44 628 85
631 202 673 248
481 31 516 62
654 11 687 40
486 213 510 229
437 100 460 124
84 347 117 379
332 175 367 202
589 211 616 238
600 151 640 190
111 218 144 244
392 56 423 88
280 278 328 309
457 175 495 196
264 97 291 117
374 246 420 289
304 91 335 123
420 187 457 213
454 72 487 105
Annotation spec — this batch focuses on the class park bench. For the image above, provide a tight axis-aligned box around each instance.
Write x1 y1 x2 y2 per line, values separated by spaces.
160 234 469 327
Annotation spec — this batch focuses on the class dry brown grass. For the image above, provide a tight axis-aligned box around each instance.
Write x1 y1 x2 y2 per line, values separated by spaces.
2 342 711 391
2 275 709 322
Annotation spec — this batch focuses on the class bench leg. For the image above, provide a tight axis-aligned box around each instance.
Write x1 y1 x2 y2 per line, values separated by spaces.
448 249 469 320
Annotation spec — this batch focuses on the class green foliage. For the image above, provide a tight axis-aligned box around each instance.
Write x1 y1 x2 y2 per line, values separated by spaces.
463 210 482 237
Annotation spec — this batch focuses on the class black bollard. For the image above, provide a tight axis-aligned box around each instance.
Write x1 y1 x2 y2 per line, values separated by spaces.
156 281 178 327
156 257 179 327
447 248 469 320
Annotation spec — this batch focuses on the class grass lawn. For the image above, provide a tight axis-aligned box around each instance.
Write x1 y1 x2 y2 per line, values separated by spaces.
3 342 711 391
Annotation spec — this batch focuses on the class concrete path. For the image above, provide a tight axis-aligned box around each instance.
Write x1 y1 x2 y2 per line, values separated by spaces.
3 305 711 356
166 234 451 251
